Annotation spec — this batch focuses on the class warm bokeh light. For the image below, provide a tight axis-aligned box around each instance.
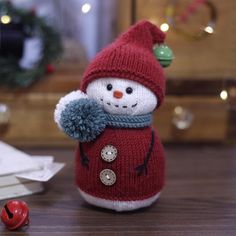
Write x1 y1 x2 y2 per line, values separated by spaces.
81 3 91 14
220 90 228 100
174 106 183 115
204 26 214 34
160 23 169 32
1 15 11 24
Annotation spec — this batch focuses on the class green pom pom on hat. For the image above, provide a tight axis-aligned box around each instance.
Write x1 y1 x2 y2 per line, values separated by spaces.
153 44 174 67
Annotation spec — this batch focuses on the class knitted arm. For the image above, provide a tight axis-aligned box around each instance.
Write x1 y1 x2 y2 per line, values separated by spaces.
58 98 107 142
135 129 155 175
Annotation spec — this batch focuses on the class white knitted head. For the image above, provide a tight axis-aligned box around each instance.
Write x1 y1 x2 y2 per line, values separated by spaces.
86 78 157 115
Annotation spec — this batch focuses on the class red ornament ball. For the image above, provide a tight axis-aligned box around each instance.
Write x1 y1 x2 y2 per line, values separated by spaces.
0 200 29 231
46 64 55 74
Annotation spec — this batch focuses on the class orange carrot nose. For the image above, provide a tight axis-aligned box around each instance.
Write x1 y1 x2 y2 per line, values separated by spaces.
113 90 123 99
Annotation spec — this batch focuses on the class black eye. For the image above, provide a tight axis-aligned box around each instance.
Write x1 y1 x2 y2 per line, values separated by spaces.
107 84 113 91
126 87 133 94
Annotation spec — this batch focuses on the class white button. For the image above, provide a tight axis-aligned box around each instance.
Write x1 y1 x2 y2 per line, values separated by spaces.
101 145 117 162
100 169 116 186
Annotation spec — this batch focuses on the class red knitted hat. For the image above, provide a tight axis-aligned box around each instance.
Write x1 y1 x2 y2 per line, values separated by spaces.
81 20 166 106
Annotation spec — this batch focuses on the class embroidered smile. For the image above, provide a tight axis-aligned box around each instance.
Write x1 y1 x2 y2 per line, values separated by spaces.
100 98 137 109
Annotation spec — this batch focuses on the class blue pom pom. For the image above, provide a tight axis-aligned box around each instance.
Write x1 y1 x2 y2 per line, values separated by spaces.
60 98 106 142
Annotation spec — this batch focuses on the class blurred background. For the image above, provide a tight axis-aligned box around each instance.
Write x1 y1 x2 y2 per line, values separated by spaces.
0 0 235 147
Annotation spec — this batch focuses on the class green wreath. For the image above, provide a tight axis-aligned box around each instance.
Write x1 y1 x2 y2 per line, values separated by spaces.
0 2 62 87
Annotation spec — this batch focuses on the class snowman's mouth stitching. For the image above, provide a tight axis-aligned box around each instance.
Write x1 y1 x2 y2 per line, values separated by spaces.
100 98 137 109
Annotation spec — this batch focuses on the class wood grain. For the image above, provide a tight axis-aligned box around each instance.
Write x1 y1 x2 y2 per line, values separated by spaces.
0 94 228 146
227 86 236 139
1 145 236 235
0 63 85 94
155 96 228 142
117 0 236 79
117 0 132 35
0 93 74 147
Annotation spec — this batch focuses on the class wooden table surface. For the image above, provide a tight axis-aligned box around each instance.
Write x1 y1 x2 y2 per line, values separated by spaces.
1 144 236 236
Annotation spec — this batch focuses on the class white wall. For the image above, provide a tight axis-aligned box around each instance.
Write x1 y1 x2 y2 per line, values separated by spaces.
11 0 117 60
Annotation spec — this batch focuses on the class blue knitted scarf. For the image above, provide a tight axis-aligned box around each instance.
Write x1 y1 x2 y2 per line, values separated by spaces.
60 98 153 142
105 113 152 128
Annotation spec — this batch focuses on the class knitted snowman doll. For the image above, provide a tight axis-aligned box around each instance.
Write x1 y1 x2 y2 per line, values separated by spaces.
54 21 173 211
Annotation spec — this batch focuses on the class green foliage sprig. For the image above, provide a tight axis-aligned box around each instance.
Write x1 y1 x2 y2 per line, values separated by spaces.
0 1 62 87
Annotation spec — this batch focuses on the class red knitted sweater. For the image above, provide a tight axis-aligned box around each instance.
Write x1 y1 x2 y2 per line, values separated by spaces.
75 126 165 201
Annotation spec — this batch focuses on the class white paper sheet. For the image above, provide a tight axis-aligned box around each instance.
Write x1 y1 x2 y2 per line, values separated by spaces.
15 162 65 182
0 142 40 176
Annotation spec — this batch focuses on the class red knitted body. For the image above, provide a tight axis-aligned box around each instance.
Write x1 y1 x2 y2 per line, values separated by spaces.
75 126 165 201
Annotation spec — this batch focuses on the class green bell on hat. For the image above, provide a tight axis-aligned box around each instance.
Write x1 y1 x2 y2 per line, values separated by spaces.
153 44 174 68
